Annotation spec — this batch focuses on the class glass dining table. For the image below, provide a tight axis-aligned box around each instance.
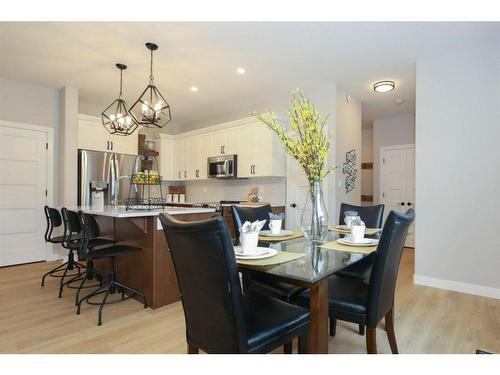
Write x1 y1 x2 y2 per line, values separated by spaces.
237 231 368 354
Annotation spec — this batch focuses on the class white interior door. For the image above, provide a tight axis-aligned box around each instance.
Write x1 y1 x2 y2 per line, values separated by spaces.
286 154 309 230
380 144 415 247
0 125 49 266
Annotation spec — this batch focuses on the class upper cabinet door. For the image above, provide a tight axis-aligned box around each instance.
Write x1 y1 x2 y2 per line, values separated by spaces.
198 134 211 179
174 137 188 180
156 135 174 181
78 117 109 152
223 127 240 156
109 132 138 155
187 135 201 179
209 131 225 156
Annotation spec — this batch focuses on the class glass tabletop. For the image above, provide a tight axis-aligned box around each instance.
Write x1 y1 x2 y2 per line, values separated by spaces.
236 231 369 285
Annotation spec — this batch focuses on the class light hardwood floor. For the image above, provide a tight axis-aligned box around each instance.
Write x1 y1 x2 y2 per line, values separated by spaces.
0 249 498 354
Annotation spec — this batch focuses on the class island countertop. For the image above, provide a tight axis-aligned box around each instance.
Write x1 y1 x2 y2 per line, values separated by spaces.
77 205 216 218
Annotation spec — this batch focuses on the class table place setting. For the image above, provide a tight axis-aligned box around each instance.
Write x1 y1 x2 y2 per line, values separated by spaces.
234 218 306 266
321 214 379 254
258 212 304 242
329 209 382 235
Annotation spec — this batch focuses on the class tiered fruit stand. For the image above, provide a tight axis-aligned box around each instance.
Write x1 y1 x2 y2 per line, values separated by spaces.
124 154 165 210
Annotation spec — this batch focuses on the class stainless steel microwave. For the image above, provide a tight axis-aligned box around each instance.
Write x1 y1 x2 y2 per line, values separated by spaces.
207 155 237 178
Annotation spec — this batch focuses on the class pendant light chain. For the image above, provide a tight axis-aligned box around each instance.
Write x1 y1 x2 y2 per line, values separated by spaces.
119 68 123 98
149 49 154 83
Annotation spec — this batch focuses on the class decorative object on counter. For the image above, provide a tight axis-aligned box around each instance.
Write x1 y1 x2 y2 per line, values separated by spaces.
179 194 185 203
255 89 334 242
247 186 258 202
172 194 179 203
125 154 165 210
101 63 138 136
130 42 172 129
166 194 172 203
342 149 357 193
239 219 266 255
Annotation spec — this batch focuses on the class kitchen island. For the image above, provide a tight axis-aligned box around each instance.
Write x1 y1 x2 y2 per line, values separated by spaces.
78 206 217 309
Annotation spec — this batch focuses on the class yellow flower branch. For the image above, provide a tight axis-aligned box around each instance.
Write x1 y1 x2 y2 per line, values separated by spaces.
255 89 335 186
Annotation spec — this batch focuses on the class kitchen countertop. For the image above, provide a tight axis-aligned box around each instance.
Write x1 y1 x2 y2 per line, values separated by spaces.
77 205 216 218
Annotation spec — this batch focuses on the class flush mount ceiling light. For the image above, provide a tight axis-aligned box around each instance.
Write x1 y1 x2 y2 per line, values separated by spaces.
101 63 139 136
236 67 246 75
190 86 199 92
373 80 395 93
130 42 172 128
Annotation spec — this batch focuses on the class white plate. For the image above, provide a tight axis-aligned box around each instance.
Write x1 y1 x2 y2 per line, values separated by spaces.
338 237 379 246
234 246 278 260
259 230 294 237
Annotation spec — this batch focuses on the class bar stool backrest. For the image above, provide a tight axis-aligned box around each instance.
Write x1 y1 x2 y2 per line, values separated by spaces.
44 205 63 243
61 208 82 249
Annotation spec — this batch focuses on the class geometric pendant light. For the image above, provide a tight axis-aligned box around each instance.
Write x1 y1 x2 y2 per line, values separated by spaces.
101 63 139 136
130 42 172 128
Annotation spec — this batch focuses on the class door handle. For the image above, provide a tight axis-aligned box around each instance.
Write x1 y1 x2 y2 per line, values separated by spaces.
184 171 187 179
110 141 113 150
407 202 412 206
290 203 297 208
107 141 110 150
178 171 180 179
400 202 405 206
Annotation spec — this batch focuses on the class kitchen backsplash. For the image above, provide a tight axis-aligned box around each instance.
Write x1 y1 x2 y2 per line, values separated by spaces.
164 177 286 206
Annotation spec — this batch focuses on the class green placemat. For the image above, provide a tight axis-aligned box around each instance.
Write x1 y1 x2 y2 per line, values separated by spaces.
320 240 377 254
329 226 382 235
236 251 305 266
259 230 304 242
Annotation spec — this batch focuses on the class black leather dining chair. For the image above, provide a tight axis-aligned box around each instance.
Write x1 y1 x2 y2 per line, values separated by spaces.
334 203 384 282
230 205 305 302
334 203 385 336
296 209 415 354
159 213 310 354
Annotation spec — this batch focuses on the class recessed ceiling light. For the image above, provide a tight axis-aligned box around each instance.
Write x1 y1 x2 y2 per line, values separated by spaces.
190 86 198 92
236 68 246 75
394 98 404 105
374 81 395 93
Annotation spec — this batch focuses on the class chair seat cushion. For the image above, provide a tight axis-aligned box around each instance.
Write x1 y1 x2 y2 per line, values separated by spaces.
296 274 368 325
334 253 374 282
69 237 114 249
90 245 141 259
244 292 310 353
247 275 305 302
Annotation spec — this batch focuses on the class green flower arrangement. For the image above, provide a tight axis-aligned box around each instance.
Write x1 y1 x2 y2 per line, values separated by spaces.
255 89 335 186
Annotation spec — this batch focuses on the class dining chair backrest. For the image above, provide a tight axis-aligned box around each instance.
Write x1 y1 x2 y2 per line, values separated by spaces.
366 209 415 327
159 213 247 353
231 204 272 235
339 203 385 228
61 208 82 249
44 205 63 243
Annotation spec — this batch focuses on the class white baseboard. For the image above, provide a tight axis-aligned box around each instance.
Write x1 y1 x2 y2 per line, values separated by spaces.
413 274 500 300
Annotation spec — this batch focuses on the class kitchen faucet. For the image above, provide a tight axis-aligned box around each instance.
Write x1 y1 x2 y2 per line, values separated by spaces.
111 175 132 207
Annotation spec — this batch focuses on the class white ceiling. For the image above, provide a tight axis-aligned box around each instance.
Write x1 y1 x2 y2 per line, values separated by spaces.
0 22 498 131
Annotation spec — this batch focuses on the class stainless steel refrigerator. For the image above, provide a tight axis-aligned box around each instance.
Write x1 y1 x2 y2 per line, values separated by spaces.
78 149 139 207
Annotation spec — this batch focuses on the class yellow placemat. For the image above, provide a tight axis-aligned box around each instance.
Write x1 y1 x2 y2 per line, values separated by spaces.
258 230 304 242
236 251 305 266
320 240 377 255
329 226 382 235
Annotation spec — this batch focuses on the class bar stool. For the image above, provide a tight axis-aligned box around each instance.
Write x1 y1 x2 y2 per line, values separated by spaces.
41 206 82 288
58 208 114 298
76 211 147 326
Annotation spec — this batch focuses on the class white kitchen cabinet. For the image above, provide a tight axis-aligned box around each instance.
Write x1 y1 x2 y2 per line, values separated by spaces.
208 127 240 157
198 133 210 179
174 137 189 180
78 114 138 155
155 134 175 181
238 121 285 178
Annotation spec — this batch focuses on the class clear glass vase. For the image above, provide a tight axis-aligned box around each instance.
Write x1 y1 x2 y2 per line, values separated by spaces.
300 181 329 242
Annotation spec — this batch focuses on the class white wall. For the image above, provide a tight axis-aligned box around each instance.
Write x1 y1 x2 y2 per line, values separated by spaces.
373 114 415 204
333 86 362 222
361 128 373 206
414 43 500 298
0 78 60 204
